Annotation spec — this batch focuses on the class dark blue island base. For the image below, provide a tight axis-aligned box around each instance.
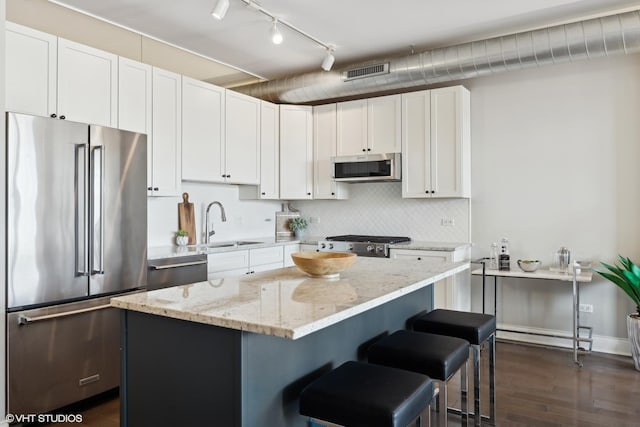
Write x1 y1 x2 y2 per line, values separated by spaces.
120 285 433 427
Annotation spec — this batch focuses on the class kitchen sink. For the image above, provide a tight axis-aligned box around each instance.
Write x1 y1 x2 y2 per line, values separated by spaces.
192 241 264 249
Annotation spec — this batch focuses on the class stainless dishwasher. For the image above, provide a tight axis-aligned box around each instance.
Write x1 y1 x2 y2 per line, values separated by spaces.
147 254 208 290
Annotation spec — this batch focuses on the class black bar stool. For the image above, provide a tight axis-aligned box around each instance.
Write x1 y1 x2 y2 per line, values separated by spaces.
368 330 470 427
413 309 496 426
299 360 434 427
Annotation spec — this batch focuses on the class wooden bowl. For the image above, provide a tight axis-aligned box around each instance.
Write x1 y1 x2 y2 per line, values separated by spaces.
290 252 357 279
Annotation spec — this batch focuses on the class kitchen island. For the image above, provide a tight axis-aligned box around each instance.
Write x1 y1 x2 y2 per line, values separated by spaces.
112 257 469 427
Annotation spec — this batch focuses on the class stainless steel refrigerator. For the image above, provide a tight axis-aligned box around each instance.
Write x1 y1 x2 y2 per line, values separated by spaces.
5 112 147 415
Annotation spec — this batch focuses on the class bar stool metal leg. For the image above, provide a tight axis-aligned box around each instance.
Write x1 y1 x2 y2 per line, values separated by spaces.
489 333 496 425
462 359 469 426
472 345 481 427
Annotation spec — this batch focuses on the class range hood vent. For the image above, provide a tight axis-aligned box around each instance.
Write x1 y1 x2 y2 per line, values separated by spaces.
344 63 390 81
234 10 640 104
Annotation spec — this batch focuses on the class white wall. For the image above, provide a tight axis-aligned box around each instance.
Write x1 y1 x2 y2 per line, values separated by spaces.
148 182 282 247
466 54 640 351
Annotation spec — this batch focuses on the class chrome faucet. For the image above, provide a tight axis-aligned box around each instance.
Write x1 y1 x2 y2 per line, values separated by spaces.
205 201 227 244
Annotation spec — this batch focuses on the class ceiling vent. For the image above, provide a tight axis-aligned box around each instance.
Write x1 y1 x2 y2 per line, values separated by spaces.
344 63 390 81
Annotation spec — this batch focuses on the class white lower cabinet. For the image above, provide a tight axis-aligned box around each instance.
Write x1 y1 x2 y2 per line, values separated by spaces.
283 244 300 267
208 246 287 278
389 248 470 310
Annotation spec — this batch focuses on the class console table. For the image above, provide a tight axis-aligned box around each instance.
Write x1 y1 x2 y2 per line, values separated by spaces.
471 262 593 366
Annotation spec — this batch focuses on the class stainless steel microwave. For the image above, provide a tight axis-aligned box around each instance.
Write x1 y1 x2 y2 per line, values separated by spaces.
332 152 401 182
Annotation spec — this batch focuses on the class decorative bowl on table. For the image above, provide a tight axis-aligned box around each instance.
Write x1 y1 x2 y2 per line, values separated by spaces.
517 259 541 272
290 252 357 279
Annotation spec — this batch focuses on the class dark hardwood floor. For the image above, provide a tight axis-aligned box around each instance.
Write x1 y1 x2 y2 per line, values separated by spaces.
43 341 640 426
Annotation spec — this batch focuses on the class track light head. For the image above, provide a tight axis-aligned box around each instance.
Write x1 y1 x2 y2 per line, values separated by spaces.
211 0 230 20
270 19 283 45
321 48 335 71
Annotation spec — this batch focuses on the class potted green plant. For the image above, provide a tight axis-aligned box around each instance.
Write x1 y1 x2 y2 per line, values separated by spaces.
175 229 189 246
595 255 640 371
288 217 308 239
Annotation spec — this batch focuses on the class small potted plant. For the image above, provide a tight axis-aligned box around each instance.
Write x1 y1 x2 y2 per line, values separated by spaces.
595 255 640 371
288 217 308 239
175 229 189 246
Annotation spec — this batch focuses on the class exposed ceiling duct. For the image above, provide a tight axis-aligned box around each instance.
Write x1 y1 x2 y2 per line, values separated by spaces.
234 10 640 104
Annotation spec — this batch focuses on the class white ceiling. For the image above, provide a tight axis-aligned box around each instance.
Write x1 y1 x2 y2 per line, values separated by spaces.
50 0 640 81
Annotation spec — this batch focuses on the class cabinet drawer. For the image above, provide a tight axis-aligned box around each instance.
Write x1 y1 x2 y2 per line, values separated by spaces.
207 250 250 273
250 246 284 267
390 249 451 264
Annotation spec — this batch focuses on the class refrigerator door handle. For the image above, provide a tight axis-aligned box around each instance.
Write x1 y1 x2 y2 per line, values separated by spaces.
90 145 105 275
75 143 89 277
17 304 112 325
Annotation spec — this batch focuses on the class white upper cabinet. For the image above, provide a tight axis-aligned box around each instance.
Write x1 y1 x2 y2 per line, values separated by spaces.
151 67 182 197
368 94 402 154
336 99 367 155
118 57 152 134
401 86 470 198
57 38 118 127
6 23 118 127
336 95 401 156
313 104 348 199
5 22 57 117
280 105 313 200
118 58 153 193
181 76 225 183
225 90 260 185
258 101 280 199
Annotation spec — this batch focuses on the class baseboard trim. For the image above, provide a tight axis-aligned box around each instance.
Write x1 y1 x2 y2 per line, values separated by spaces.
496 322 631 356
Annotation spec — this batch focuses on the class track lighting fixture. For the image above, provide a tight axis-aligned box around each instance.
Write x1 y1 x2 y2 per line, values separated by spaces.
270 19 283 45
321 48 335 71
211 0 230 20
212 0 336 70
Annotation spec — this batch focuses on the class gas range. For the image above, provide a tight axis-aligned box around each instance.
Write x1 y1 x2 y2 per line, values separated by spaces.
317 235 411 258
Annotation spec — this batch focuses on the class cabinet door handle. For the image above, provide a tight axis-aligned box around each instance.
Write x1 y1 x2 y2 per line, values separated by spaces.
154 187 159 191
362 149 366 152
417 257 422 260
50 113 57 118
147 187 153 191
60 115 66 120
331 192 335 195
261 192 266 195
307 192 311 196
222 174 226 178
367 148 371 151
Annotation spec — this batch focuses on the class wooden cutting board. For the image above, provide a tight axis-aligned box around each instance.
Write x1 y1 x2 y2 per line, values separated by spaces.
178 192 196 245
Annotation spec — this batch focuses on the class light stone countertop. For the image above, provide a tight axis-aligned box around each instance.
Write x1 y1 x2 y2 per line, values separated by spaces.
147 238 471 260
111 257 470 340
147 237 303 260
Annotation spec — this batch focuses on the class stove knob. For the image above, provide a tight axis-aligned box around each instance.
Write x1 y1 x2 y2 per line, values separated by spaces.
329 243 334 250
320 243 326 249
366 245 375 253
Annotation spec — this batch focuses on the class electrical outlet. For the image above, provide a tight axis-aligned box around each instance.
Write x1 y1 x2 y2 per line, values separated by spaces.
440 218 455 226
579 303 593 313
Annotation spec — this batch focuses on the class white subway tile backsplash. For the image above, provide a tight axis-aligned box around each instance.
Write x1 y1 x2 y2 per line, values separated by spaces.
293 182 470 242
